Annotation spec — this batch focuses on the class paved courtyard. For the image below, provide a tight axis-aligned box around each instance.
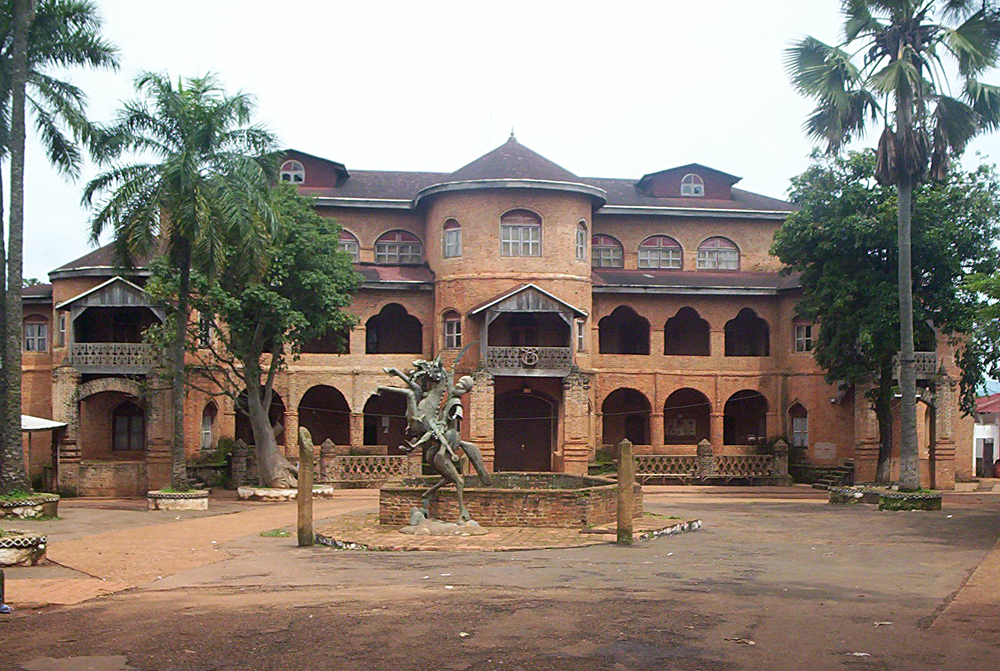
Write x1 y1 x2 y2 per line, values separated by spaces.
1 486 999 670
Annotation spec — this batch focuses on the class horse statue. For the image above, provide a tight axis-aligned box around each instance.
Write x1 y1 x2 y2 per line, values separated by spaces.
376 342 491 523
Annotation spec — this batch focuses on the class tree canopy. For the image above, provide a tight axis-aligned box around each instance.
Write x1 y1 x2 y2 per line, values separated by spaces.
772 149 1000 478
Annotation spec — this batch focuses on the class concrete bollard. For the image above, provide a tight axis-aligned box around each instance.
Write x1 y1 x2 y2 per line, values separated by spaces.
297 428 315 547
772 438 789 478
617 438 635 545
696 438 715 477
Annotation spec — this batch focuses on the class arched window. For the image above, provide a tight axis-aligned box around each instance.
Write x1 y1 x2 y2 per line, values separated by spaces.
23 317 48 352
664 307 710 356
681 173 704 197
725 308 770 356
638 236 682 269
375 230 422 264
443 311 462 349
598 306 650 354
366 303 423 354
112 401 145 451
789 403 808 449
794 323 813 352
697 237 739 270
576 221 588 261
602 388 652 446
279 160 305 184
500 209 542 257
724 390 768 445
443 219 462 258
338 230 359 261
201 403 217 450
591 235 624 268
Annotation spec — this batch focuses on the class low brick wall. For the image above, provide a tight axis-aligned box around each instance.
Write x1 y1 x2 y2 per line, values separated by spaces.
379 473 643 528
77 460 148 497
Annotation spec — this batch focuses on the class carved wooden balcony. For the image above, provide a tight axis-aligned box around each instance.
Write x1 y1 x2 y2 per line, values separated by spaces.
484 346 573 377
68 343 155 374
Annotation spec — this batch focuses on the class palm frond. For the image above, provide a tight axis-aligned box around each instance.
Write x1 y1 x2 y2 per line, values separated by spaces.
941 9 1000 76
963 78 1000 130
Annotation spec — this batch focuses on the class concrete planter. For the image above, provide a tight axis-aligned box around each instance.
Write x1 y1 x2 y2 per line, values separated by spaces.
237 485 336 501
829 485 943 511
0 493 59 519
147 489 209 511
0 531 46 566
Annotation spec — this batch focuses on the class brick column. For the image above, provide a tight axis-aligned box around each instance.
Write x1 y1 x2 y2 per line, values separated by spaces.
710 412 724 452
854 384 880 483
561 371 591 475
932 378 957 490
649 412 664 451
349 412 364 448
52 365 81 496
349 327 366 357
650 329 664 357
144 378 173 491
470 370 495 472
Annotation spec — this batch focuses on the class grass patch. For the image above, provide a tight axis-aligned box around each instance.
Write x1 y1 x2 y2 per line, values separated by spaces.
157 487 200 494
0 490 36 502
259 528 290 537
27 515 60 521
642 512 681 520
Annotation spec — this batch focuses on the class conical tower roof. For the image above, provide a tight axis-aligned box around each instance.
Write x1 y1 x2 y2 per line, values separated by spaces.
445 135 580 183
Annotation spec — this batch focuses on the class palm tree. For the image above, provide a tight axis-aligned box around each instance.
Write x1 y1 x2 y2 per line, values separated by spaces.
85 72 278 490
786 0 1000 490
0 0 116 495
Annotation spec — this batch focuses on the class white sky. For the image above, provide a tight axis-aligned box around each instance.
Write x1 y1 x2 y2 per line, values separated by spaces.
16 0 1000 283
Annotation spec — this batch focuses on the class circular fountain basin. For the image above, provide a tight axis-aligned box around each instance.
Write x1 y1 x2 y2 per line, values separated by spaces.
379 473 643 528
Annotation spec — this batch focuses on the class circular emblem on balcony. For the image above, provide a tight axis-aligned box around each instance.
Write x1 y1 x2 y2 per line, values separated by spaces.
520 348 539 367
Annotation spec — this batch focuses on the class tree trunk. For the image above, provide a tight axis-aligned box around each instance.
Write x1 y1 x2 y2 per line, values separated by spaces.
0 167 8 488
897 178 920 491
169 241 191 490
874 368 894 484
246 381 297 488
0 0 35 495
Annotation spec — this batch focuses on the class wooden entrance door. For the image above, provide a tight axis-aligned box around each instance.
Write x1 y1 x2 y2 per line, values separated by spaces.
494 392 554 472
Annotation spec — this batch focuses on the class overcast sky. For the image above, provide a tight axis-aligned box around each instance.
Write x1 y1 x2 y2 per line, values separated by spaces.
16 0 1000 285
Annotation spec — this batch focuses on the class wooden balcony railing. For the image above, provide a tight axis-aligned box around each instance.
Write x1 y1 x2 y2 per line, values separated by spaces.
68 343 155 374
484 346 573 376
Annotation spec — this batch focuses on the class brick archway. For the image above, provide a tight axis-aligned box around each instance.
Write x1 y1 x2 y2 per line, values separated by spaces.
76 377 144 402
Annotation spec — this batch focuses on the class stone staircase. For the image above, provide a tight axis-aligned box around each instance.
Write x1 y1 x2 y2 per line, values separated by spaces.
811 459 855 491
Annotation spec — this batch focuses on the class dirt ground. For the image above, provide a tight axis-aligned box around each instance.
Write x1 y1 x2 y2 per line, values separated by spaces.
2 486 999 671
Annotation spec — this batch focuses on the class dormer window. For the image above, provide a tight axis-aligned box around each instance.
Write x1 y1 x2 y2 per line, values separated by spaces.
338 230 359 261
280 160 305 184
591 235 623 268
375 230 422 264
681 173 704 197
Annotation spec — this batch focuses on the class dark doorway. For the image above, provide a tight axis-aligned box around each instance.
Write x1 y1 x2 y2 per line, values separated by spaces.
663 388 711 444
724 308 770 356
598 306 650 354
723 390 768 445
602 388 651 446
494 392 554 471
664 307 710 356
366 304 422 354
299 385 351 446
363 392 408 455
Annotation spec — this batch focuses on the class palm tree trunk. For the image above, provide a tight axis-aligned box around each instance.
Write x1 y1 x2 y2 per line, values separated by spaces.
0 167 8 488
170 241 191 490
0 0 35 495
897 177 920 491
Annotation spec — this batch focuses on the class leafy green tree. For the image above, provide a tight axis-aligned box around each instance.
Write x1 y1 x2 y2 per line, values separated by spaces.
0 0 117 495
146 186 361 487
772 150 1000 481
786 0 1000 489
85 73 277 490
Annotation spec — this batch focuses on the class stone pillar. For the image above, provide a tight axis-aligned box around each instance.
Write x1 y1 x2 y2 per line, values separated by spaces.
772 438 790 481
932 378 957 490
144 378 173 491
561 371 591 475
297 428 314 547
231 439 249 486
283 410 299 459
854 384 880 483
697 438 715 477
650 412 664 451
616 439 635 546
52 366 81 496
470 370 495 472
349 412 364 449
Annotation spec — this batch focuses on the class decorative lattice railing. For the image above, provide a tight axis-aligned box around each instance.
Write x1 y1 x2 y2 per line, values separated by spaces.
328 455 407 483
892 351 939 380
485 346 573 373
636 455 699 477
69 343 155 373
715 455 774 478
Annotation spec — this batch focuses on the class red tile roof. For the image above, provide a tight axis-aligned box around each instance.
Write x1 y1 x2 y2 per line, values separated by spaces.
976 392 1000 414
592 269 801 291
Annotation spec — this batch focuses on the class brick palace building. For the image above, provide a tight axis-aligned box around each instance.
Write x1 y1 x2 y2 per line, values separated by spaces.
19 136 974 495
